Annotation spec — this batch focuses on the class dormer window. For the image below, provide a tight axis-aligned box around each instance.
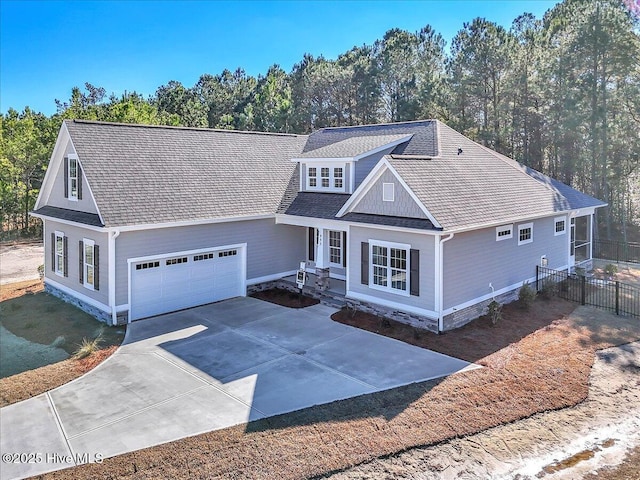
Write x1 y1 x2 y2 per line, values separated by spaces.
305 163 346 192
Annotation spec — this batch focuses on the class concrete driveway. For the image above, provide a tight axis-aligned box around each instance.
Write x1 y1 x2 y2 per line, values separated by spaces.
0 297 476 480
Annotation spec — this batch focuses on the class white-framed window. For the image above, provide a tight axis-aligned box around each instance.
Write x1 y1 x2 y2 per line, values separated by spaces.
54 231 65 276
321 167 330 187
68 156 78 201
83 238 95 290
518 223 533 245
370 240 409 296
554 216 566 236
308 167 317 188
329 230 342 265
305 163 346 192
383 183 395 202
496 224 513 241
334 168 343 189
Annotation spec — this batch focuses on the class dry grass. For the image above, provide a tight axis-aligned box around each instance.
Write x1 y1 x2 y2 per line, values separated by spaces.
40 298 640 480
0 346 117 408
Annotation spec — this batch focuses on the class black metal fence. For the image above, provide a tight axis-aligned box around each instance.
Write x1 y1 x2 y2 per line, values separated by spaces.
593 239 640 264
536 265 639 318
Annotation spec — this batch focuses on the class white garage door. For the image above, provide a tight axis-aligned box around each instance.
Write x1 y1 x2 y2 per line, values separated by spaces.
130 246 244 321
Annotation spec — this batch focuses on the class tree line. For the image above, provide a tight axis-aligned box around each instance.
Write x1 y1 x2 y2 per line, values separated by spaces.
1 0 639 241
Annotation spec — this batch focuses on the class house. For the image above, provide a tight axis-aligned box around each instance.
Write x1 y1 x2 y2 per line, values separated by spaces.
31 119 605 332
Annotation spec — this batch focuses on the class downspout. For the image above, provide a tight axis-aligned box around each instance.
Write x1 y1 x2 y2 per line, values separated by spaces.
109 229 121 325
438 233 455 333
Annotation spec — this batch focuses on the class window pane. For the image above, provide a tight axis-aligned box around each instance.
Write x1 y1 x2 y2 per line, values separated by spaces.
391 270 407 290
85 244 93 264
373 266 387 286
390 248 406 269
86 265 94 285
372 245 387 266
321 168 329 177
69 159 77 177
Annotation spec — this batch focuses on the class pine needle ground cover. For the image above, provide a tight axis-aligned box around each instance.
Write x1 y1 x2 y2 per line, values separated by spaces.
43 298 640 480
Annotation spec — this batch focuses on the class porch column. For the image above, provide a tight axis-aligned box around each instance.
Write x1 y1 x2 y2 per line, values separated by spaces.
314 228 330 291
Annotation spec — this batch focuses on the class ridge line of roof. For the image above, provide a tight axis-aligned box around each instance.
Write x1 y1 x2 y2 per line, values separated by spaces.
316 119 436 131
66 119 307 138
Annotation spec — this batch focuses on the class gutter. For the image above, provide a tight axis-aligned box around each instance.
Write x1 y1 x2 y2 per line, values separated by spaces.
109 229 121 325
437 233 455 333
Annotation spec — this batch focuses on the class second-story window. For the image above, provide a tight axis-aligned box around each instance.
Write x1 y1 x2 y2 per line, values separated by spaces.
305 164 346 192
334 168 343 188
308 167 317 187
321 167 330 187
68 157 78 200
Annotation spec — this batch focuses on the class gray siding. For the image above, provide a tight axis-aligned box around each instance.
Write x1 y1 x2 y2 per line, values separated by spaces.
115 218 305 305
443 216 568 309
46 140 100 215
348 226 435 311
352 169 426 219
354 147 395 188
43 220 109 306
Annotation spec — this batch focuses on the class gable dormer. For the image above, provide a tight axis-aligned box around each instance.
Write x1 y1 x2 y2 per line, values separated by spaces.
292 134 412 194
34 122 102 218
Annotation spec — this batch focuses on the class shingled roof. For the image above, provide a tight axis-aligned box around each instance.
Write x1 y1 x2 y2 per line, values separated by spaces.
64 120 307 227
296 134 412 159
387 122 606 231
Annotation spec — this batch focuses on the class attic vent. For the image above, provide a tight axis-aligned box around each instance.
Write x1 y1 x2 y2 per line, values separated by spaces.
457 148 463 155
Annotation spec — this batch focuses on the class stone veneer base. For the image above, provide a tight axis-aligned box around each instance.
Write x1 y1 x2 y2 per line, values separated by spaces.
45 282 112 324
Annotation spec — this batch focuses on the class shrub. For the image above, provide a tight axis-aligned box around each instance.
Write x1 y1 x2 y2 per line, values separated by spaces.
487 300 502 326
73 337 102 360
37 264 45 280
604 264 618 277
519 281 536 309
539 279 558 300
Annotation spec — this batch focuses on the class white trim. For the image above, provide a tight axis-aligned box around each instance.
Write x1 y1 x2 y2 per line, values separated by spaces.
496 224 513 241
30 213 106 232
112 214 273 232
517 222 534 245
82 238 96 291
54 230 65 277
554 216 567 236
44 277 111 313
246 270 298 286
346 291 438 319
115 303 129 313
442 268 568 316
382 183 395 202
437 233 455 332
35 123 69 210
336 158 443 230
328 230 343 267
128 243 247 322
368 239 411 297
109 229 120 325
67 154 79 201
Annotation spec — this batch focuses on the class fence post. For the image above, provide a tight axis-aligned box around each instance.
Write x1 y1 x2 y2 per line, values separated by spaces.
581 275 586 305
615 281 619 316
536 265 539 292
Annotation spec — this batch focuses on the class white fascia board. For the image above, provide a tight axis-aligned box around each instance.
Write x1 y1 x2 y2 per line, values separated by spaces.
335 157 443 230
246 270 299 286
384 162 442 229
110 214 274 232
275 213 442 236
35 123 69 210
335 158 390 217
292 157 354 163
445 208 601 235
70 136 106 226
29 212 106 232
353 134 413 161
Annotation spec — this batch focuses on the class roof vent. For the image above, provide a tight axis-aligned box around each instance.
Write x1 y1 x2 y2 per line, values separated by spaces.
457 148 463 155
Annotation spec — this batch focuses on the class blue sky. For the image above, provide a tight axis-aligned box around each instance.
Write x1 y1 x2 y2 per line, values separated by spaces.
1 0 560 116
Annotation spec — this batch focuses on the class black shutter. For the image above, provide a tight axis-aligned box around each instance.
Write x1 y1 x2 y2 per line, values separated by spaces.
308 227 315 262
79 241 84 284
342 231 347 268
361 242 369 285
63 157 69 198
410 249 420 296
77 164 83 200
63 236 68 277
94 245 99 291
50 232 56 271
